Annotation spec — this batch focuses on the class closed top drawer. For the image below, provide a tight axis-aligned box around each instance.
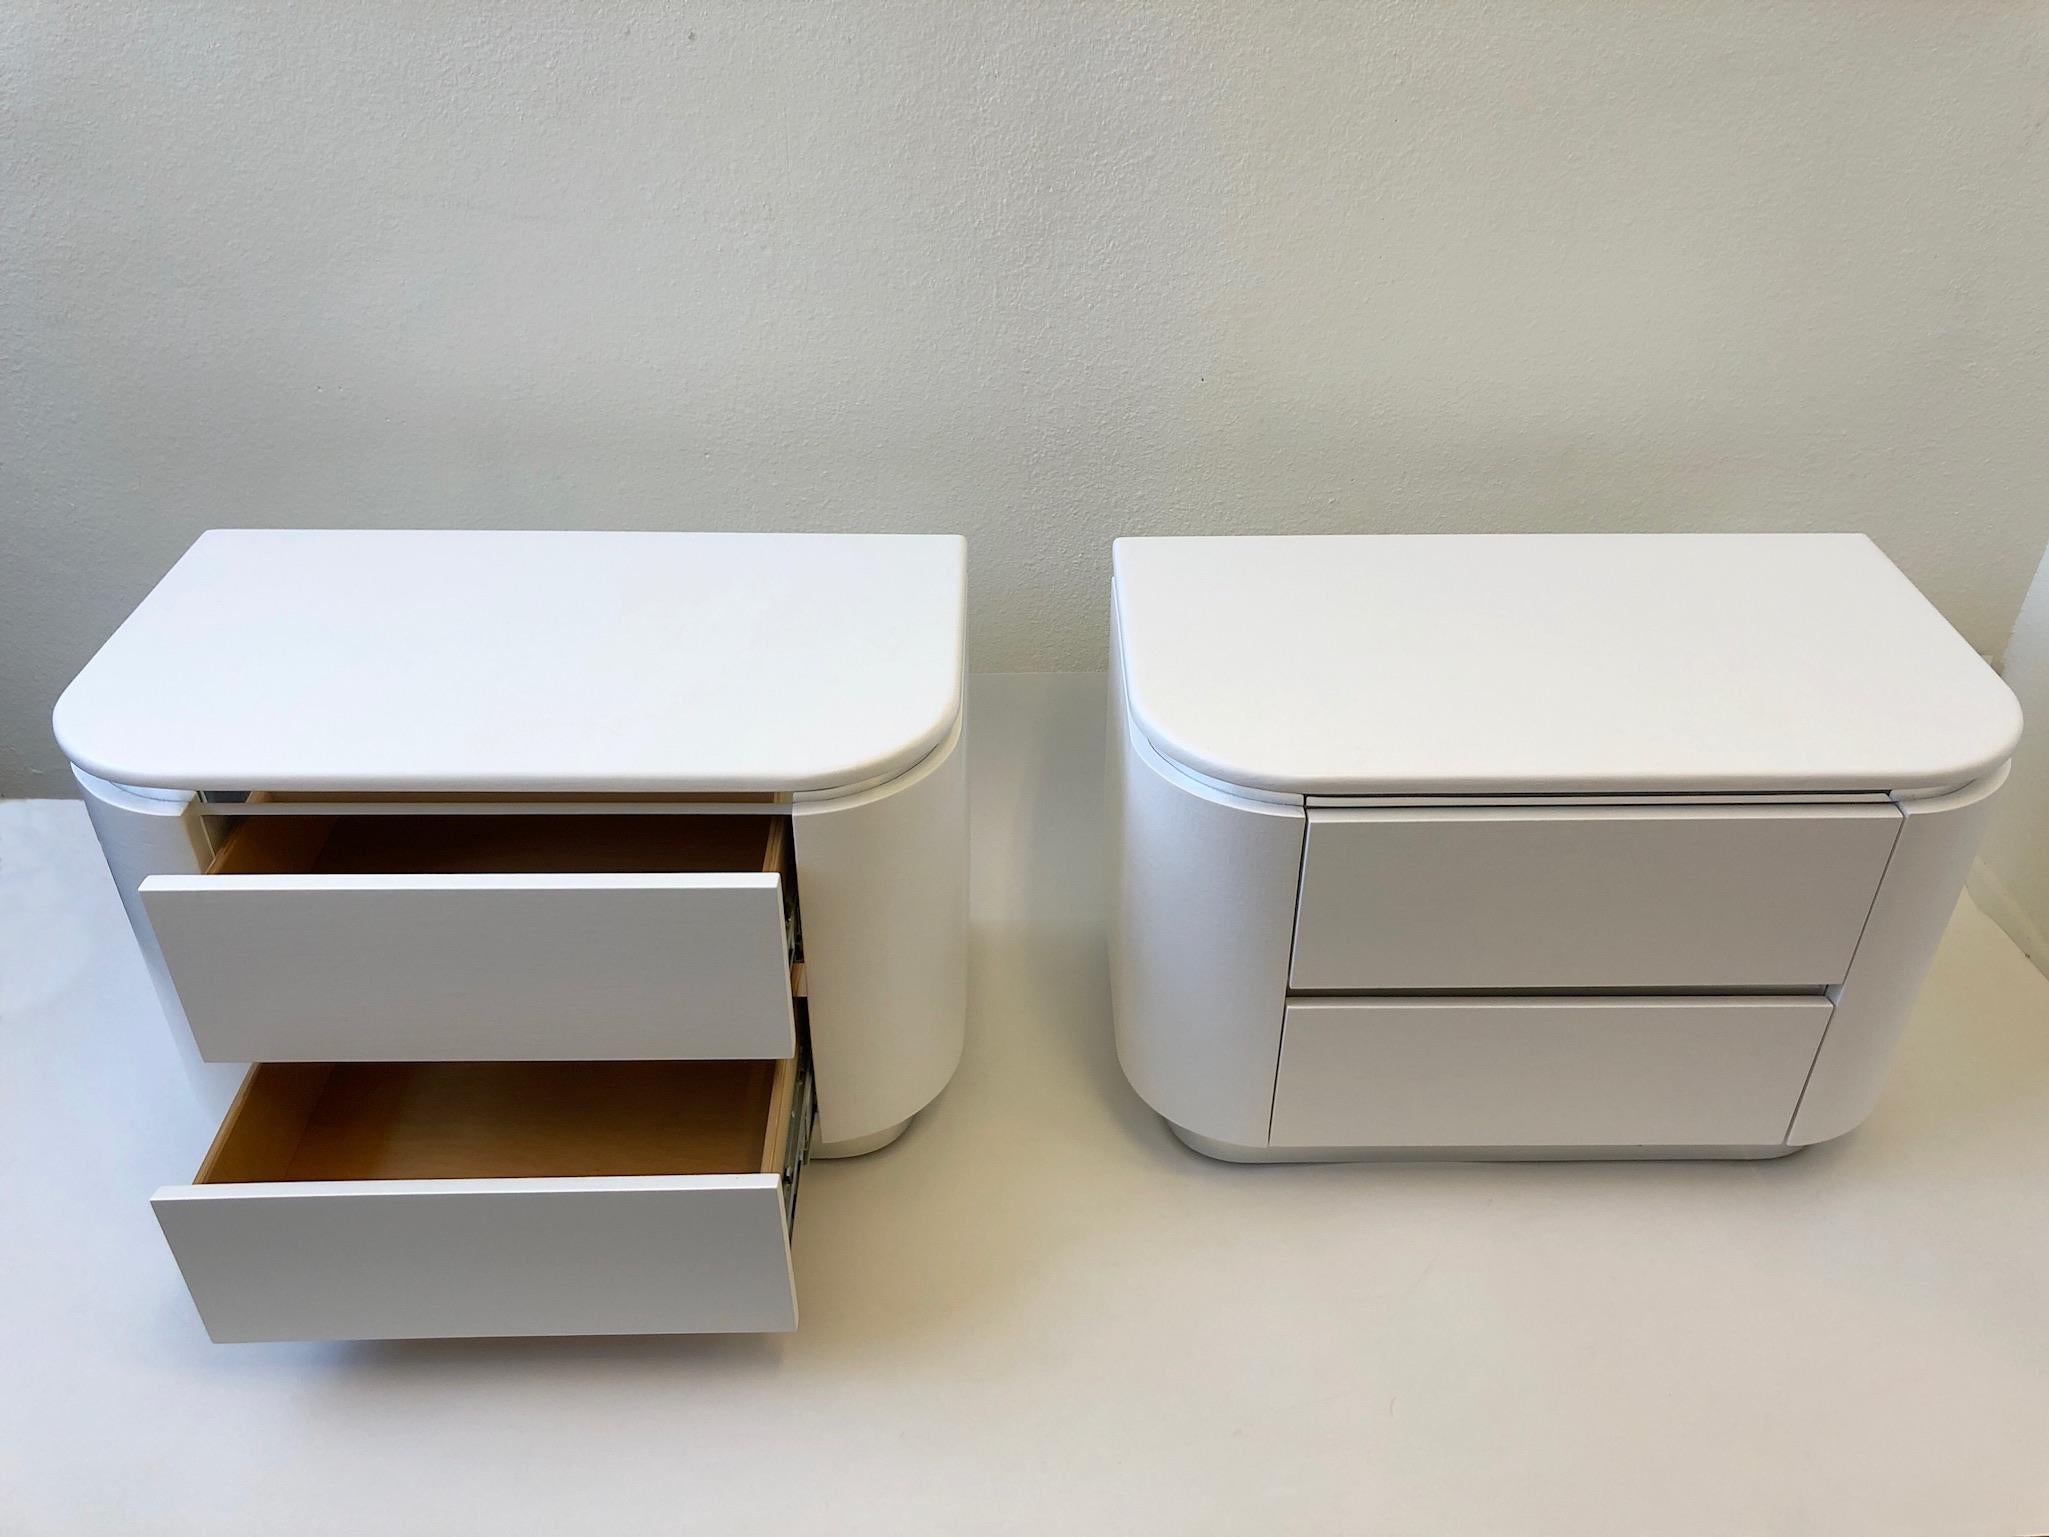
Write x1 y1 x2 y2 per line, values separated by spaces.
1290 802 1901 992
154 1054 811 1341
141 813 797 1063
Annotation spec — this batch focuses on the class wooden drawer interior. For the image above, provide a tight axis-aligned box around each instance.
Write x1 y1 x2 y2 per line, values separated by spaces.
199 1057 799 1185
208 812 791 881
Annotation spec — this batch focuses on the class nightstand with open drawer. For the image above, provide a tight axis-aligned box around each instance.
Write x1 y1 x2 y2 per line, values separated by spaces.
56 529 967 1341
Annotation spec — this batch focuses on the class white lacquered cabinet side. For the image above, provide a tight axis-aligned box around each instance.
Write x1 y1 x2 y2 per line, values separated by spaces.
1791 768 2008 1144
1109 607 1304 1150
73 769 242 1120
795 712 969 1154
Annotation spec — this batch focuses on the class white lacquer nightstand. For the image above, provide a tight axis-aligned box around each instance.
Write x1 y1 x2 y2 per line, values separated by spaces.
57 529 968 1341
1110 533 2020 1161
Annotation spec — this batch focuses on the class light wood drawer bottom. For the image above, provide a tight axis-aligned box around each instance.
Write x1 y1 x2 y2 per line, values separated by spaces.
1270 996 1832 1151
154 1056 810 1342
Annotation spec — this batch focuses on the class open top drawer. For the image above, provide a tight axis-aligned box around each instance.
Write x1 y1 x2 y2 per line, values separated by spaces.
141 814 797 1062
154 1056 811 1341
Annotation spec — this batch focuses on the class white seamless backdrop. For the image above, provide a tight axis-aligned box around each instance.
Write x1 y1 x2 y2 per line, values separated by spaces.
5 1 2049 792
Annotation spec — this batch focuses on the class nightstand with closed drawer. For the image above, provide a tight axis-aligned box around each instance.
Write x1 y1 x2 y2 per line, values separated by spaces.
1109 533 2020 1161
56 529 968 1341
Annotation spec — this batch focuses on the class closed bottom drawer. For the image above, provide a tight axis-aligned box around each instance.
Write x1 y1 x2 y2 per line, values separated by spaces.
154 1055 812 1342
1269 996 1832 1151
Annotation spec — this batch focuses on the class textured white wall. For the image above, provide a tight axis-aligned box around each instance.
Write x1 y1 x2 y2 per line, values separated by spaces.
5 1 2048 792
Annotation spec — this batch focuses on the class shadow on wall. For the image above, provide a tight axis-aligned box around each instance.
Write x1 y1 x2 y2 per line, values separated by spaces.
1971 541 2049 977
966 674 1109 937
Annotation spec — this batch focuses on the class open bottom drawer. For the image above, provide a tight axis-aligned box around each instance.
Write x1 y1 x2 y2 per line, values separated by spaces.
154 1056 811 1342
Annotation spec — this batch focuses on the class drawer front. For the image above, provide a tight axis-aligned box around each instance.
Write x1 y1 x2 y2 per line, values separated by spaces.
155 1176 796 1342
1290 803 1900 992
153 1059 806 1341
140 872 795 1061
1270 996 1832 1150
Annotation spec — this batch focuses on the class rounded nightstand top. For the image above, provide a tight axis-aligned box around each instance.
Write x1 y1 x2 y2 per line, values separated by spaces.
1113 532 2020 796
56 529 966 794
